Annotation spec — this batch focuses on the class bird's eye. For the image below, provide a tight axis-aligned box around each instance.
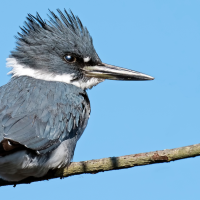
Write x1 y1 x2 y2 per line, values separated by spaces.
64 55 76 63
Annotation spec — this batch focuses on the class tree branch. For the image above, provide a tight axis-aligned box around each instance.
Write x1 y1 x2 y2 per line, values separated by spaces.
1 143 200 187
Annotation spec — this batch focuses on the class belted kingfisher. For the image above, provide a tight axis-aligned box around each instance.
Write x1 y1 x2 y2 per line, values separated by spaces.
0 9 154 182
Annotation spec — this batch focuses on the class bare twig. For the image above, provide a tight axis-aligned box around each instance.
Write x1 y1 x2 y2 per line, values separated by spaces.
1 143 200 187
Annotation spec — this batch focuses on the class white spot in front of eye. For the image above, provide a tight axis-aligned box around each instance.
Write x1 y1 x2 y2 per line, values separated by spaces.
83 57 91 62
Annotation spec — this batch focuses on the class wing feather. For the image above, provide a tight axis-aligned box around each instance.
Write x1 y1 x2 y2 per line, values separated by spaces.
0 77 90 154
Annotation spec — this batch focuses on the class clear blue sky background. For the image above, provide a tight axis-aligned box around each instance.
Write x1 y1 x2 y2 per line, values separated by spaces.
0 0 200 199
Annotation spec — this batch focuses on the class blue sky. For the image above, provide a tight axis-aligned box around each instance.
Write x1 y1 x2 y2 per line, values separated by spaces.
1 0 200 199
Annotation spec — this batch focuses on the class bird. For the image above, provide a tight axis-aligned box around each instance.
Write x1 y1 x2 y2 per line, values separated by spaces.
0 9 154 182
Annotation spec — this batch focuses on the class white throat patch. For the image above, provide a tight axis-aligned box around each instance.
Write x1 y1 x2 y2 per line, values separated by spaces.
6 58 103 90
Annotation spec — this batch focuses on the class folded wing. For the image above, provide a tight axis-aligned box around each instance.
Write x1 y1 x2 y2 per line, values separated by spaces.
0 77 90 154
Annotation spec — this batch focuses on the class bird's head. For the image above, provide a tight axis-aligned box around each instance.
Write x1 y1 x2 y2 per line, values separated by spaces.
7 9 154 90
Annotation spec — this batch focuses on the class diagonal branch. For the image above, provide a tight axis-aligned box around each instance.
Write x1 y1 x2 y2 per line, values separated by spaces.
1 143 200 187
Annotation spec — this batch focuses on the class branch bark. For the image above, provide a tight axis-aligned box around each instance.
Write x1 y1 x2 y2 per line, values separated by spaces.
1 143 200 187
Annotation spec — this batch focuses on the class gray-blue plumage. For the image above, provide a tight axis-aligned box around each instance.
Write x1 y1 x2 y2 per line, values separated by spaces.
0 9 153 182
0 76 90 154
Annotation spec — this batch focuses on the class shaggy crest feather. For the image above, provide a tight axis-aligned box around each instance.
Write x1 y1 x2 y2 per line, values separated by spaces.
18 9 91 45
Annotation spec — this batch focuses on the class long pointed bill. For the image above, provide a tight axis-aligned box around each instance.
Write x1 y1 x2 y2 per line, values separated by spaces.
82 63 154 81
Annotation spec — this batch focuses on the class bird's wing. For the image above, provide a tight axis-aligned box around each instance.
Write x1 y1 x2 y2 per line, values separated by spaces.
0 77 90 154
